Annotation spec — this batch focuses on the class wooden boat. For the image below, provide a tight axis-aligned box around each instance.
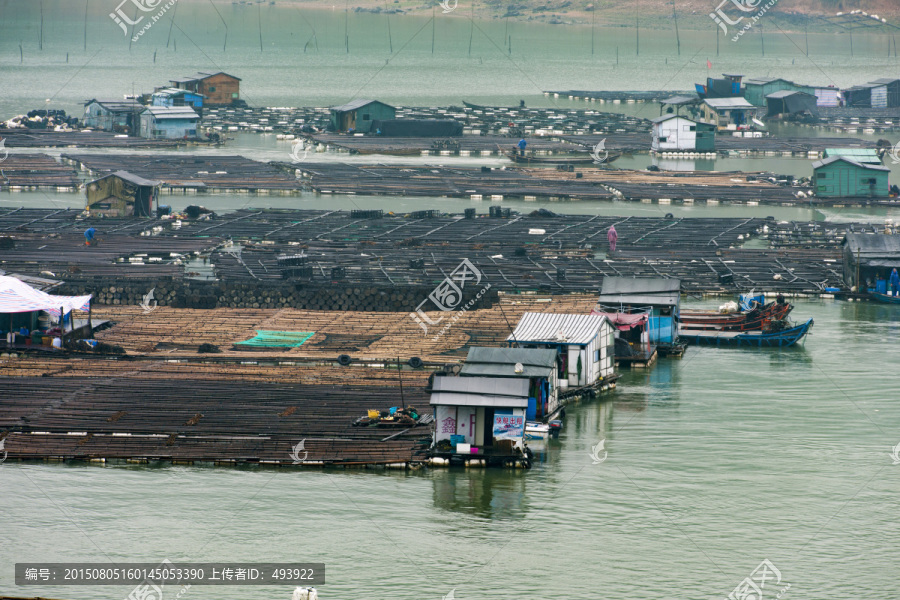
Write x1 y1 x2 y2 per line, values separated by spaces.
870 291 900 304
504 150 620 165
679 301 793 331
679 318 813 348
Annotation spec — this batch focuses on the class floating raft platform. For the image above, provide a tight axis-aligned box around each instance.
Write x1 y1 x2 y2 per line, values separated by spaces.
0 153 79 191
0 128 182 148
61 154 302 193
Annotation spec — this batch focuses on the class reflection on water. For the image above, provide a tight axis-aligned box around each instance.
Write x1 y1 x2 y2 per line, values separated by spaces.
431 468 528 519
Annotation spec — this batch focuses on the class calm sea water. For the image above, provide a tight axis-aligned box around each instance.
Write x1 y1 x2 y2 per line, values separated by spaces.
3 299 899 600
3 3 900 599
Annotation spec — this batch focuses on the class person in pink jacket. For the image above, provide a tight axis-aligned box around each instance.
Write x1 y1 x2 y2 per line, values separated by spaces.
607 225 618 253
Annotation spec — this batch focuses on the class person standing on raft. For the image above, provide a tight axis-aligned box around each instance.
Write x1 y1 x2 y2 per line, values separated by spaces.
607 225 618 253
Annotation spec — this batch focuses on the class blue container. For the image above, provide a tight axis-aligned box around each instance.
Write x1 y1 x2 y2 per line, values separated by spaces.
449 434 465 447
526 397 537 420
876 280 888 294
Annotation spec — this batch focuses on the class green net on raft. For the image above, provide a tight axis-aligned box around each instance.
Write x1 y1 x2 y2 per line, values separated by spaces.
235 330 315 348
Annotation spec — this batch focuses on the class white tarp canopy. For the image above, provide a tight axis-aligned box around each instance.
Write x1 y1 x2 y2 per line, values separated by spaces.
0 276 91 316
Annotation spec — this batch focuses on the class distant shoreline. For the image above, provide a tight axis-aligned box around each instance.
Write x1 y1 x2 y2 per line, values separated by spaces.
256 0 900 34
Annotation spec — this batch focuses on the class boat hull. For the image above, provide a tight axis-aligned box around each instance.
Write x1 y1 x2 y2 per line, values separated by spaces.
870 292 900 304
679 318 813 348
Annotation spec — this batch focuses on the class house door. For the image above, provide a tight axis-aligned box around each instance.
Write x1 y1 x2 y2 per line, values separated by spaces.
482 408 494 447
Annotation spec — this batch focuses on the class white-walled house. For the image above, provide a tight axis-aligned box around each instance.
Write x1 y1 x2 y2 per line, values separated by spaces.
506 312 615 389
650 115 716 152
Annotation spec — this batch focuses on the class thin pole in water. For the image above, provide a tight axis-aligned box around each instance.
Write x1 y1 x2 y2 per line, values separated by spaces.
208 0 228 51
467 3 474 58
849 29 853 57
590 5 594 56
166 0 177 48
804 20 808 56
84 0 88 51
760 23 764 56
432 6 435 54
384 0 392 53
672 0 680 56
19 42 23 63
39 0 43 50
259 2 264 52
716 21 719 56
635 12 639 56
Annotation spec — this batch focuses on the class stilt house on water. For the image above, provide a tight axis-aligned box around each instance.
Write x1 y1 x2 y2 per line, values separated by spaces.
841 234 900 292
505 312 616 392
329 100 396 133
592 277 681 365
168 72 241 106
650 115 716 152
429 376 531 463
85 171 161 217
700 97 758 130
459 347 561 421
82 99 143 133
811 157 890 199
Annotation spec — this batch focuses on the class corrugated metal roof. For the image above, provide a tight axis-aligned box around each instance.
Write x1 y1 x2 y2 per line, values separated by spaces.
661 95 700 105
153 87 206 98
142 106 200 119
650 114 695 124
703 97 756 109
430 376 529 407
842 233 900 257
112 170 162 187
870 78 900 85
460 346 557 378
811 156 890 171
601 277 681 294
823 148 882 164
766 90 813 99
170 72 241 83
331 99 394 112
744 77 788 85
84 99 143 112
597 277 680 308
506 312 607 345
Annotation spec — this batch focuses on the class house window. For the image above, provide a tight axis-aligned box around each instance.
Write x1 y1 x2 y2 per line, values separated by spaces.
594 349 600 363
232 92 238 98
362 113 371 120
817 172 828 179
208 86 216 92
658 136 668 143
689 125 696 131
862 178 877 185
